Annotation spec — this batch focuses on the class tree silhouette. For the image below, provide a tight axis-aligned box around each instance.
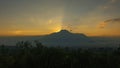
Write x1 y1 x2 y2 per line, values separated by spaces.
0 41 120 68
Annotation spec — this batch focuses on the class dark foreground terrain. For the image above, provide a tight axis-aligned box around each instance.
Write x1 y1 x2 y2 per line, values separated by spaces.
0 41 120 68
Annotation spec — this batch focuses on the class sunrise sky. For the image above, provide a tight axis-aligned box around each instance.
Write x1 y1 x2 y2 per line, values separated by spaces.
0 0 120 36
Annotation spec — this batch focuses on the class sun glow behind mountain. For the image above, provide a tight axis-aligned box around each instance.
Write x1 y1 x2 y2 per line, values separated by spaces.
0 0 120 37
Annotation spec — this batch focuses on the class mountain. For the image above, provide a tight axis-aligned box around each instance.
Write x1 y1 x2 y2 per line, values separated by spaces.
0 30 119 48
38 30 97 47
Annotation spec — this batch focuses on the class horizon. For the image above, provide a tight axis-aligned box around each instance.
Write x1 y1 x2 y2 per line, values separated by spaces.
0 29 120 38
0 0 120 36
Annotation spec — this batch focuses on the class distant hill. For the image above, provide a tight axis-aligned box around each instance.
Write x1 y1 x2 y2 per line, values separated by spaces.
0 30 119 48
38 30 97 47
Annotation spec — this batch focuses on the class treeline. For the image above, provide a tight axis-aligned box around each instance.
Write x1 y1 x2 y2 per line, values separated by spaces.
0 41 120 68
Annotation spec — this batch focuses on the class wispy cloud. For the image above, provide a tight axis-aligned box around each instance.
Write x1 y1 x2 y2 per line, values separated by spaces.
101 0 119 10
110 0 118 3
98 18 120 28
104 18 120 23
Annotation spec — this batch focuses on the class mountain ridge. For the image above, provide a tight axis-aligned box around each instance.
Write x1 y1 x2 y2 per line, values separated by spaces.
39 30 96 47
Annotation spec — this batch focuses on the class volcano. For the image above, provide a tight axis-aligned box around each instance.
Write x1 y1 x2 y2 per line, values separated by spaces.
39 30 96 47
0 30 99 48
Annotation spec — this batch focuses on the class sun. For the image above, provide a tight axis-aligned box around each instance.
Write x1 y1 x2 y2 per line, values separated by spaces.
53 27 62 32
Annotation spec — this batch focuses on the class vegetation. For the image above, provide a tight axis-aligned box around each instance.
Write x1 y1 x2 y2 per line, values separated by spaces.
0 41 120 68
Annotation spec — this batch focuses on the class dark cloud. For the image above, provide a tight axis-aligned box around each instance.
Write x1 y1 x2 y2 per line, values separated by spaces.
99 18 120 28
105 18 120 23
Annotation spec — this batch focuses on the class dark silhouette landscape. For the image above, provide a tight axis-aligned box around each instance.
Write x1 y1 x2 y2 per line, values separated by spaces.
0 30 119 48
0 30 120 68
0 0 120 68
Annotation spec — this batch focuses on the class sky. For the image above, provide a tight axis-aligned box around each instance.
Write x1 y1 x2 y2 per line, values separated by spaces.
0 0 120 36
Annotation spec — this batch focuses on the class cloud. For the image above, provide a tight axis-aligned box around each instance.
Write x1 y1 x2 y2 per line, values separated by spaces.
110 0 117 3
99 18 120 28
101 0 119 10
105 18 120 23
99 22 107 28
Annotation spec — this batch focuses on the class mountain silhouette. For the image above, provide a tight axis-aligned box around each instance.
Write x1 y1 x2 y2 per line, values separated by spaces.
39 30 96 47
0 30 117 48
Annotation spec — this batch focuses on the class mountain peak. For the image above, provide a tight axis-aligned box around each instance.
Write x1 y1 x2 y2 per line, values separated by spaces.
56 30 73 35
58 30 71 33
50 30 72 36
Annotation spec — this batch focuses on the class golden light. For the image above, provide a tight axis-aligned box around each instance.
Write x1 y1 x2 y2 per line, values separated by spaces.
12 30 23 35
53 26 62 32
98 22 107 28
48 19 53 24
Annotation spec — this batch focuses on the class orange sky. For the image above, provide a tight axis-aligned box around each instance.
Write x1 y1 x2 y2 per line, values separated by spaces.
0 0 120 37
